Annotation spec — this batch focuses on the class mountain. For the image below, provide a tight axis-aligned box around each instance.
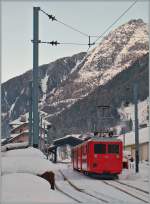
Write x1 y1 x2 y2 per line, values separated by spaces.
1 19 149 140
1 52 86 137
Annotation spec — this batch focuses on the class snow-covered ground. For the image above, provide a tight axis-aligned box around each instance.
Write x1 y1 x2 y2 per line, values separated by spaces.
54 162 149 204
1 147 149 204
2 173 72 204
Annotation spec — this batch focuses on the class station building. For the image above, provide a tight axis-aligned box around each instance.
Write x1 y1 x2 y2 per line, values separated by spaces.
119 127 149 161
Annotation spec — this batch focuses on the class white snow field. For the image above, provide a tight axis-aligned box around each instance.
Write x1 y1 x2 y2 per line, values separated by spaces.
1 173 73 204
1 146 149 204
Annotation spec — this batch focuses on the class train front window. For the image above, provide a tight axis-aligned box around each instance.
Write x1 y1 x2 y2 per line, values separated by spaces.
108 144 119 154
94 144 106 154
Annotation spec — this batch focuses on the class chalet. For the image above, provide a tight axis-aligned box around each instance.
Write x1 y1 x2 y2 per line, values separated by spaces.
6 114 50 152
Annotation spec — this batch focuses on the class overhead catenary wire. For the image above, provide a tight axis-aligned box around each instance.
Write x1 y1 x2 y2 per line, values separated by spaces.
40 8 103 39
38 40 91 46
92 0 138 44
39 0 141 55
56 20 89 37
40 0 138 51
40 8 89 37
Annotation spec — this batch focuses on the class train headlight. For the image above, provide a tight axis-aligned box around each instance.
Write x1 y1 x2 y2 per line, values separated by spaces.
93 163 97 167
116 154 120 158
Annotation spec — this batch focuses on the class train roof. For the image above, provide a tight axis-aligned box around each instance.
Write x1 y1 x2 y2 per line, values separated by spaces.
72 136 122 149
89 136 122 142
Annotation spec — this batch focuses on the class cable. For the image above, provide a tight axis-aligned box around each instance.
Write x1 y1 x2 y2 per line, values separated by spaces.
56 20 89 37
40 8 89 37
40 9 56 21
60 42 88 46
38 40 90 46
39 1 141 54
93 0 138 44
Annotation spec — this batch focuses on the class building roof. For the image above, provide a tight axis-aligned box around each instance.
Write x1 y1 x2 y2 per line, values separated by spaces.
53 136 83 147
11 122 29 134
9 131 29 142
53 134 82 142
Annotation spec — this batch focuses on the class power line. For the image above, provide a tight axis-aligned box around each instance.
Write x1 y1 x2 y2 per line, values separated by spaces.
40 8 89 37
56 20 89 37
39 1 141 54
40 0 138 52
93 0 138 44
60 42 89 46
40 9 56 21
35 40 90 46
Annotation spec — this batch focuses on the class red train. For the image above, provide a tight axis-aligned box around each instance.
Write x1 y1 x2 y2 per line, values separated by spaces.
72 137 123 178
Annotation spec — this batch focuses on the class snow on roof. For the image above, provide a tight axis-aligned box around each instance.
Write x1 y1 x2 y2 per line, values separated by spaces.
10 133 20 138
53 134 82 142
11 122 28 133
2 147 58 175
1 142 29 152
1 138 7 142
2 157 58 175
9 116 28 125
118 127 149 146
2 173 72 203
3 147 44 158
10 130 29 139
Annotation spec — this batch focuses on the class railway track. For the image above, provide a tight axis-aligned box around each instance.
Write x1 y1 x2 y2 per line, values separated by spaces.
59 169 109 203
102 180 149 203
55 182 82 203
114 180 149 194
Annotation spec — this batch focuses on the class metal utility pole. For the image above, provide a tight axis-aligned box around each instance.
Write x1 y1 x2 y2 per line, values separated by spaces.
32 7 40 148
39 114 43 150
29 81 33 146
134 83 139 173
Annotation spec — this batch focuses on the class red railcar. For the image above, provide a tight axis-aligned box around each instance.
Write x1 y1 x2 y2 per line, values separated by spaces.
72 137 123 178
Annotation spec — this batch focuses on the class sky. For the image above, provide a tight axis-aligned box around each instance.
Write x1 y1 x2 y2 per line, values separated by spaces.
1 0 149 82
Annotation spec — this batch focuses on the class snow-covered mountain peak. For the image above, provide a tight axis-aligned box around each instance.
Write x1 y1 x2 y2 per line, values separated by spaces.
78 19 148 83
43 19 149 120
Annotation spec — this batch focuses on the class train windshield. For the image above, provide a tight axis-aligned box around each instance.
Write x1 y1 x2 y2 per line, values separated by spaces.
108 144 119 154
94 144 106 154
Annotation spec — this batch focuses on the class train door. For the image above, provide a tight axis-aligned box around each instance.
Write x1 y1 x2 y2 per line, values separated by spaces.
74 148 78 169
91 142 107 173
72 149 75 169
78 146 82 170
82 144 88 171
106 142 123 173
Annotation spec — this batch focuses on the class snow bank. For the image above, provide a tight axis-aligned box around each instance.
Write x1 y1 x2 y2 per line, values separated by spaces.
2 147 58 175
3 147 45 158
2 157 58 175
1 173 72 203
